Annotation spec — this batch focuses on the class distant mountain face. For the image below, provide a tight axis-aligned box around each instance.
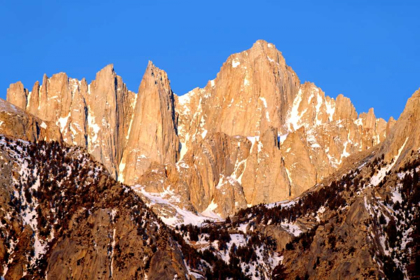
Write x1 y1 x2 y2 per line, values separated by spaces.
0 87 419 280
170 87 420 279
5 40 392 219
1 40 420 280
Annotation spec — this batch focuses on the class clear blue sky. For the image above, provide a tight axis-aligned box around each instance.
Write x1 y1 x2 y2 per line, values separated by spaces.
1 0 419 120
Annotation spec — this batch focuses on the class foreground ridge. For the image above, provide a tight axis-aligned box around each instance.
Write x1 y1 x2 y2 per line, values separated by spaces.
0 133 419 279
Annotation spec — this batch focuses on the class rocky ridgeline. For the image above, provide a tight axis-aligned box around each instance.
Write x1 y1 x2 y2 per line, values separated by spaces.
0 132 288 280
0 131 419 279
5 40 393 219
175 86 420 278
1 63 420 278
0 136 192 279
0 99 61 143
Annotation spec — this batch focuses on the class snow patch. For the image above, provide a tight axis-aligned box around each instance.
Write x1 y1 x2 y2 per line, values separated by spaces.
179 142 188 161
247 136 259 146
354 118 363 126
133 186 222 226
259 97 268 108
265 199 296 209
118 161 126 183
315 91 323 126
56 113 70 132
178 91 194 105
201 129 207 139
281 222 302 237
202 200 220 219
391 190 403 204
371 137 408 186
40 122 47 129
232 58 240 68
259 97 270 121
287 89 304 131
88 108 101 149
278 134 288 144
325 100 335 122
126 94 137 140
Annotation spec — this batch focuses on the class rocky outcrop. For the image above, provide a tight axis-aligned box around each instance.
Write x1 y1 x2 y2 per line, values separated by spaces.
0 136 189 280
86 65 137 179
272 88 420 278
175 40 300 153
0 98 61 142
378 88 420 167
277 84 388 196
6 40 390 218
239 127 290 205
6 81 28 110
173 40 390 215
177 40 300 139
6 65 136 179
119 62 179 185
3 40 420 280
178 132 250 216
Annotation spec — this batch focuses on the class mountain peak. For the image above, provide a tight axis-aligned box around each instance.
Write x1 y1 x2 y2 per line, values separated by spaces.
120 60 179 185
145 60 166 75
140 61 170 91
6 81 28 110
147 60 156 68
95 64 115 79
4 42 393 219
246 39 284 60
8 80 24 89
379 88 420 165
251 39 276 49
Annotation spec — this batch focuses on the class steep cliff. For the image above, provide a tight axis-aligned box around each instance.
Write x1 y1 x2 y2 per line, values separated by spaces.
119 62 179 185
6 40 390 218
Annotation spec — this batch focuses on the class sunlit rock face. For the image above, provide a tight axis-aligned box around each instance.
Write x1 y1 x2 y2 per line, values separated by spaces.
6 40 390 218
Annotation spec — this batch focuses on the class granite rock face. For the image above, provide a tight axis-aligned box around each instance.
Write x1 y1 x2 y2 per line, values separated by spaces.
173 40 390 216
378 88 420 167
6 40 390 218
3 40 420 280
0 98 61 142
7 65 137 179
119 62 179 185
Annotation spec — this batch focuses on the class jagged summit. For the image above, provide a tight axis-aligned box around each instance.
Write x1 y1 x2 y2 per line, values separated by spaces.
378 88 420 165
119 59 179 185
245 39 286 61
146 60 157 68
99 63 115 71
140 60 172 92
5 41 391 218
92 64 117 84
2 41 420 280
